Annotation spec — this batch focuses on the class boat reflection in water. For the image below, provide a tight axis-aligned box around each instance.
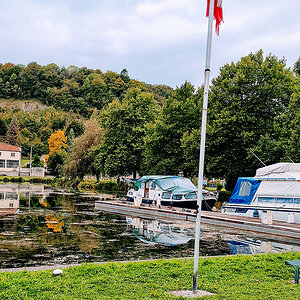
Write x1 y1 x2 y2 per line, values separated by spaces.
228 238 300 255
126 217 300 255
126 217 194 246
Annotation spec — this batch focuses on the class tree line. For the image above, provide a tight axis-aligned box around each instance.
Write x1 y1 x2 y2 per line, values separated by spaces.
0 63 173 116
1 50 299 190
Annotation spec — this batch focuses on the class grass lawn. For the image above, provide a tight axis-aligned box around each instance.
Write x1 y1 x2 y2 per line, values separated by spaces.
0 252 299 299
21 159 30 167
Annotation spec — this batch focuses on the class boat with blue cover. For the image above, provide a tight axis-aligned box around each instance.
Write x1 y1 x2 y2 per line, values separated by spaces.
222 163 300 223
126 175 218 211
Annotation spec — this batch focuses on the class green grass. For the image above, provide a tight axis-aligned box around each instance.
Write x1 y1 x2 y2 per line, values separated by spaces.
21 159 30 167
0 252 299 299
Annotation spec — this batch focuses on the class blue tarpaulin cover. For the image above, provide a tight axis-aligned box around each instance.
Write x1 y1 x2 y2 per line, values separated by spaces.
229 177 260 205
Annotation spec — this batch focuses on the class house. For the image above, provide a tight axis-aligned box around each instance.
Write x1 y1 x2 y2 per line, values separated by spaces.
0 142 22 176
0 183 19 216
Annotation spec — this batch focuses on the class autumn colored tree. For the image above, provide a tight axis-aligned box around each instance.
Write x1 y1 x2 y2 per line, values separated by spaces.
45 130 68 177
48 130 67 154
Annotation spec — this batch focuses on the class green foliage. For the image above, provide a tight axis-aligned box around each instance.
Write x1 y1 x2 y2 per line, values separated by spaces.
47 150 67 177
32 154 43 167
294 57 300 76
64 119 102 180
206 50 296 189
95 88 159 177
5 115 20 146
142 81 202 176
0 62 172 115
218 190 232 202
0 253 299 299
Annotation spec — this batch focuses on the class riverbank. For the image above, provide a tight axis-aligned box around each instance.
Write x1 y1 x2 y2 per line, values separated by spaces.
0 176 231 202
0 176 127 193
0 252 299 299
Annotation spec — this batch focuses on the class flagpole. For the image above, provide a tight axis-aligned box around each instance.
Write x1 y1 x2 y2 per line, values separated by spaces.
192 0 215 293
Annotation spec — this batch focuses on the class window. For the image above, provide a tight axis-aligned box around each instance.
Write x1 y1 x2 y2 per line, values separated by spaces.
0 151 1 156
172 195 182 200
276 198 293 204
0 160 5 168
11 153 15 157
162 192 171 199
6 192 18 200
185 192 197 199
0 192 4 200
238 181 252 197
258 197 274 203
9 203 14 208
7 160 19 168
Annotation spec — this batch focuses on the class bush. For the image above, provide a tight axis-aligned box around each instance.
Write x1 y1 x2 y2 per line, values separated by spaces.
218 190 232 202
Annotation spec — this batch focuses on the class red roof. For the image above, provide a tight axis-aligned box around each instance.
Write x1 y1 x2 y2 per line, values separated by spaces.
0 142 21 152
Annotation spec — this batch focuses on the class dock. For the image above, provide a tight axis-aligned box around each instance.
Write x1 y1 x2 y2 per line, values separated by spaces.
95 200 300 241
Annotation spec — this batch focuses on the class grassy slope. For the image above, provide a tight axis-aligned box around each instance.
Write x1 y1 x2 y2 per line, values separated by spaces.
0 252 299 299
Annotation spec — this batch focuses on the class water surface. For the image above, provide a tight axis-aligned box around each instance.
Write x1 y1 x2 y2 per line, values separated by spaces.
0 183 299 269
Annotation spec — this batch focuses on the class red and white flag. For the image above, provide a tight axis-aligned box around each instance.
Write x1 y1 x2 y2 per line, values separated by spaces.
206 0 224 36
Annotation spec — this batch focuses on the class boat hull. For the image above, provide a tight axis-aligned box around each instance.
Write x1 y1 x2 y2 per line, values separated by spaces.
125 197 216 211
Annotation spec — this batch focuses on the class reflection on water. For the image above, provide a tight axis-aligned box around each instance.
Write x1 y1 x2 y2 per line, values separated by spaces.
228 239 300 255
0 183 299 269
126 217 194 246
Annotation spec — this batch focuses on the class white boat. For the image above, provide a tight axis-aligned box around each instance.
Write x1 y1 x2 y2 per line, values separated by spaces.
126 175 218 211
222 163 300 223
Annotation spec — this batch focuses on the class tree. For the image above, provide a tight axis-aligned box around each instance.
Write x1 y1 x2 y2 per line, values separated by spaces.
45 130 68 177
204 50 296 189
294 57 300 76
142 82 202 176
5 115 20 146
32 154 43 167
0 119 7 136
48 130 67 154
94 88 158 177
64 119 102 180
47 150 67 177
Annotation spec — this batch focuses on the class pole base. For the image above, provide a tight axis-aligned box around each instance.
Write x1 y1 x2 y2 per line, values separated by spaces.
170 290 215 298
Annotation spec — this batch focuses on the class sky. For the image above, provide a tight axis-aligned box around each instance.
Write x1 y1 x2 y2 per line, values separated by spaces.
0 0 299 88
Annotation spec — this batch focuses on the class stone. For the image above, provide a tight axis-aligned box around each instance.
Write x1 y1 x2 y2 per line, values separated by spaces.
53 269 63 276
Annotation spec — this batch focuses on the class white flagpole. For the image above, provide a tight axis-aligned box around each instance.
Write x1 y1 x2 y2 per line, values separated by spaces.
192 0 215 293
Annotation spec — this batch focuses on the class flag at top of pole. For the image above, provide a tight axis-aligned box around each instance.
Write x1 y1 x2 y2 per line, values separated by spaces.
206 0 224 35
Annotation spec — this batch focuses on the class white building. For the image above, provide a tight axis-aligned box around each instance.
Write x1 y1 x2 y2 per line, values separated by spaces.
0 142 22 176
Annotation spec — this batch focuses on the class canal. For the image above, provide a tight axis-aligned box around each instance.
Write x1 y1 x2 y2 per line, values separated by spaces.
0 183 299 269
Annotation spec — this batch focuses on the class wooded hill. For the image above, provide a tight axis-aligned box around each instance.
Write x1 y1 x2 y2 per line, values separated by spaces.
0 63 173 116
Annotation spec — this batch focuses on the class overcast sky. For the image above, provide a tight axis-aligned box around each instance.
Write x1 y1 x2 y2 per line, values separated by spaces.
1 0 299 88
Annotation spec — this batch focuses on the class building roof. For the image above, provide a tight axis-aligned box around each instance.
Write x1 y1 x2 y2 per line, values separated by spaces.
0 142 21 152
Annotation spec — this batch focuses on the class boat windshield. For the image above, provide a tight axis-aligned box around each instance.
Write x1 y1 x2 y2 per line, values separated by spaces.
162 192 171 199
173 195 182 200
185 192 197 199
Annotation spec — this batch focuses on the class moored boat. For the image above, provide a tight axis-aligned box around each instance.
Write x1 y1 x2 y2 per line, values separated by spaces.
222 163 300 223
126 175 218 211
